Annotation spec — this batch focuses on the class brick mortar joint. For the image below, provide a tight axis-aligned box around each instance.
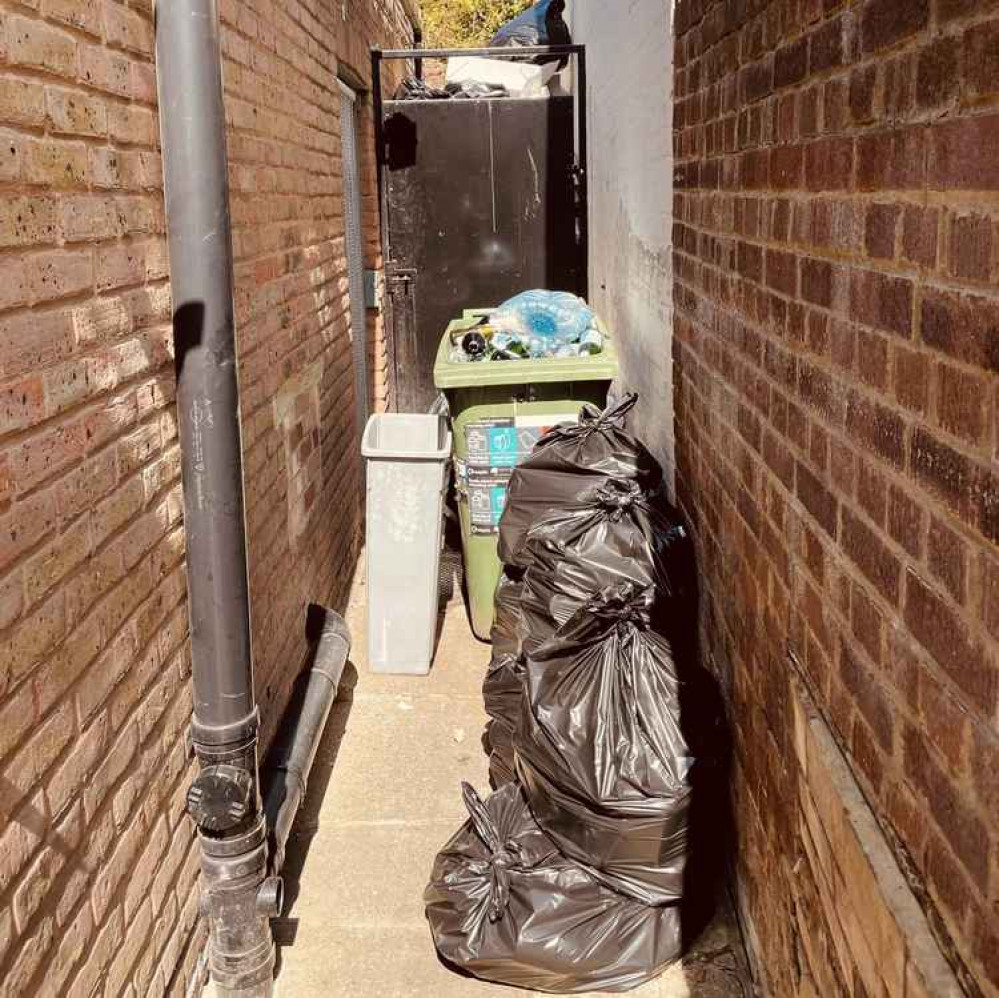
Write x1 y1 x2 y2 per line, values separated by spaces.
678 468 983 991
673 355 996 689
672 414 999 900
671 328 997 754
6 713 197 992
670 212 999 296
671 252 999 465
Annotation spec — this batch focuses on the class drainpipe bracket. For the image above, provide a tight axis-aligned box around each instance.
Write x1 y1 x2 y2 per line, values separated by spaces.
192 707 260 750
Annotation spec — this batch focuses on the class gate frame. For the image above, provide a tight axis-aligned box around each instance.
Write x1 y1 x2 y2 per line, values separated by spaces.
370 44 588 413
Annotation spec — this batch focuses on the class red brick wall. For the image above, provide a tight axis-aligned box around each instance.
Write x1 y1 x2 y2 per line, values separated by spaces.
221 0 412 744
672 0 998 994
0 0 413 993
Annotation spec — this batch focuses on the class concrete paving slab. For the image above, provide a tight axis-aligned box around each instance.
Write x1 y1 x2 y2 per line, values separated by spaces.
339 574 491 702
305 694 490 826
276 925 537 998
285 820 466 930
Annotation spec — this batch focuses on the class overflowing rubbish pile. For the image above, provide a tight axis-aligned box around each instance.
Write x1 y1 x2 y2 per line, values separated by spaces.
393 0 572 102
393 77 509 101
425 395 694 992
491 0 571 61
449 290 604 363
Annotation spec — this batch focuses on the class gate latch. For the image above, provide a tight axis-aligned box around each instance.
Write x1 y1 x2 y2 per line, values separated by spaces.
387 269 416 297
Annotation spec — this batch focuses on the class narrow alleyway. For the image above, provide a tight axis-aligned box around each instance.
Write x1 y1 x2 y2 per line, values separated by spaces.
267 552 753 998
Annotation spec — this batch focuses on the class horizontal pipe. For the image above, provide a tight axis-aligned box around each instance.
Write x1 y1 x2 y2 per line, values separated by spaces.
376 44 583 60
264 607 351 872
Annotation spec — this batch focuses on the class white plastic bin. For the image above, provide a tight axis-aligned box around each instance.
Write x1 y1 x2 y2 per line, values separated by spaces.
362 413 452 675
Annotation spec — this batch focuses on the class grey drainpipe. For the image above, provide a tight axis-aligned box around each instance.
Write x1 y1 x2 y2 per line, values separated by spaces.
156 2 353 994
155 0 277 994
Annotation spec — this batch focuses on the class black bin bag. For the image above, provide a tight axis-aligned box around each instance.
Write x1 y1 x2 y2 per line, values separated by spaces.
515 584 693 907
425 781 682 994
485 396 691 790
497 394 663 569
517 477 689 639
486 480 681 787
483 569 525 787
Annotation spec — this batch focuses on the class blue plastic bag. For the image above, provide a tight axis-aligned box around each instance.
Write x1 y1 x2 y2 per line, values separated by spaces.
490 0 571 65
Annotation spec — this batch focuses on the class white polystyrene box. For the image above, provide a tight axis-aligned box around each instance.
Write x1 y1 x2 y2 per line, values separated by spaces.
445 55 557 98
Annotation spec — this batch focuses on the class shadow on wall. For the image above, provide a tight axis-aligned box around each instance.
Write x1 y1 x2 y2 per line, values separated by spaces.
670 529 737 953
172 301 206 381
543 91 588 298
248 194 369 737
0 775 81 862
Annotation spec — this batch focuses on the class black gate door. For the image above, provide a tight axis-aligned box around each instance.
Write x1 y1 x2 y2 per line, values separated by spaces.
374 51 588 412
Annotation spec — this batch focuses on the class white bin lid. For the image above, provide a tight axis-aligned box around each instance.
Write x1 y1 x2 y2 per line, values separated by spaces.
362 413 452 461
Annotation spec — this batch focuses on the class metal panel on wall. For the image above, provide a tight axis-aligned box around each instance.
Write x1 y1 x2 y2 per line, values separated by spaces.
340 81 369 437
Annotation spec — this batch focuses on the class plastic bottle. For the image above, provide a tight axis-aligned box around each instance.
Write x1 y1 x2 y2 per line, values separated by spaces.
491 331 530 359
491 290 594 352
575 328 604 356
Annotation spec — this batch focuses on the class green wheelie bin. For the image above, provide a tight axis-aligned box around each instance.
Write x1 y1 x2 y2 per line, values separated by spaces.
433 311 619 641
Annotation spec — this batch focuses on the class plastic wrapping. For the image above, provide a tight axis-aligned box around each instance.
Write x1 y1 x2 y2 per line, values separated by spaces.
434 395 694 990
445 55 554 99
425 782 682 994
484 396 689 789
392 77 450 100
516 584 693 906
393 77 509 101
491 290 595 348
485 480 690 790
518 478 688 633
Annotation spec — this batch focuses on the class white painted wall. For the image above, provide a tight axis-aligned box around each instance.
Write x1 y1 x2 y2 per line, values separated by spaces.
567 0 675 494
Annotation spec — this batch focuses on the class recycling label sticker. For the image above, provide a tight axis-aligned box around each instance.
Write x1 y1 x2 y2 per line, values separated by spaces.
465 414 577 472
463 412 579 535
465 420 518 470
467 475 509 535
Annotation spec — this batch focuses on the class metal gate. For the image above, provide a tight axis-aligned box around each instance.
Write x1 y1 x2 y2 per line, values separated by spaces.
373 46 588 413
340 80 368 436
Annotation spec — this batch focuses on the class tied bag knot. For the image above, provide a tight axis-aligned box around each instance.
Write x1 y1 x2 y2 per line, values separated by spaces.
596 581 655 635
593 479 646 522
461 783 528 923
483 841 523 923
537 393 639 448
531 582 656 657
584 582 656 644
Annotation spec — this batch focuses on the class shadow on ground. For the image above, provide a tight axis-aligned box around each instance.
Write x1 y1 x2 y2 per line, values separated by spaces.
266 549 753 998
270 661 357 973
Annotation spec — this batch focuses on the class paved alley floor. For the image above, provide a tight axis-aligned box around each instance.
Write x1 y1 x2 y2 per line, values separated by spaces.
271 563 753 998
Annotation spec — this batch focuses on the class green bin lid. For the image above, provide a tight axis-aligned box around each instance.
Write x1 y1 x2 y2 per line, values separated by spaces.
433 309 619 390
